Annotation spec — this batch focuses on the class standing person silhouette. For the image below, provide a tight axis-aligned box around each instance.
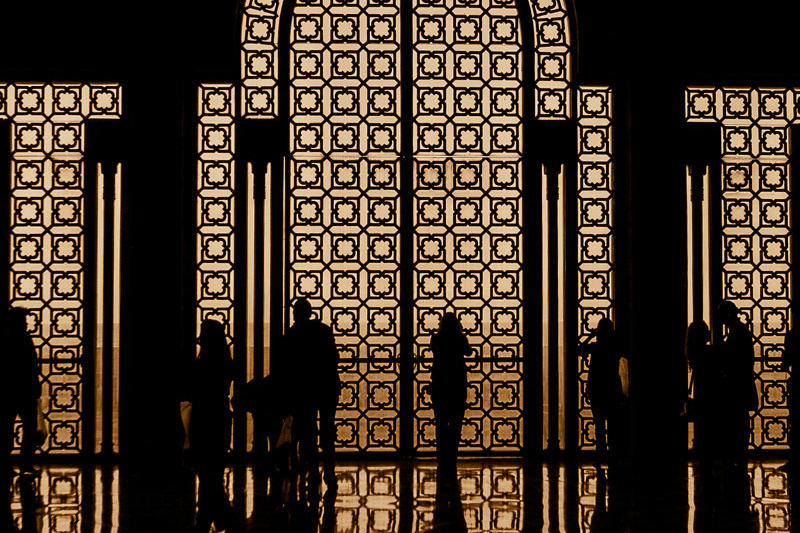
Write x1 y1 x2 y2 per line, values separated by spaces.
578 318 623 456
189 319 240 533
685 320 719 457
430 312 470 477
716 300 756 463
282 298 340 490
1 307 41 531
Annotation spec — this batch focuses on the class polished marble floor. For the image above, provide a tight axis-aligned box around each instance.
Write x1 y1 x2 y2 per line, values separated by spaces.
4 459 794 532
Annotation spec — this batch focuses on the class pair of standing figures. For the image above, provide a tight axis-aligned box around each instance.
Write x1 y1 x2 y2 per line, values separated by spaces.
687 300 758 460
188 298 340 532
188 302 469 532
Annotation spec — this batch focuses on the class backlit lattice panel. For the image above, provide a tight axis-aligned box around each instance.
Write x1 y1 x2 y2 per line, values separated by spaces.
241 0 284 118
1 83 121 453
686 87 793 449
412 0 524 453
576 86 615 450
289 0 402 452
529 0 571 119
197 84 236 340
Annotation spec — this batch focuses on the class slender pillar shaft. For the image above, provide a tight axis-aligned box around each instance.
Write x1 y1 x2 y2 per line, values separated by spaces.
546 163 560 451
690 164 705 324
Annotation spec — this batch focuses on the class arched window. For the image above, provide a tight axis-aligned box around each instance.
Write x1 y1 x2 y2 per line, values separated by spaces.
196 0 616 454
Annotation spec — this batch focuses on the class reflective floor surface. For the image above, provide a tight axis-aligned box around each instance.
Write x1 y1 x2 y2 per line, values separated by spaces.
5 459 795 532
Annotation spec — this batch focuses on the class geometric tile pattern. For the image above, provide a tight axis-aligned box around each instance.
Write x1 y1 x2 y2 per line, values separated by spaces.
196 84 237 342
241 0 285 119
576 86 615 450
686 86 793 449
0 82 122 453
412 0 525 452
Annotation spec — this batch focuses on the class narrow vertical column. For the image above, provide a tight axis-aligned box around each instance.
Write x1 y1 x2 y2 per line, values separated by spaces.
111 164 121 454
94 163 105 455
101 161 115 455
689 164 705 324
545 163 560 451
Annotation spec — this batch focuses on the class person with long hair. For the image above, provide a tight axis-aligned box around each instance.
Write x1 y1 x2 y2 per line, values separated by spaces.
189 319 239 533
685 320 718 456
430 312 470 476
578 318 623 455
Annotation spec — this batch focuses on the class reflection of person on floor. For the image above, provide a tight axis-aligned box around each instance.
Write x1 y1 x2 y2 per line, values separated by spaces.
433 469 467 533
1 307 41 531
280 298 340 489
17 472 40 533
189 319 240 533
578 318 623 455
590 468 623 533
430 312 469 476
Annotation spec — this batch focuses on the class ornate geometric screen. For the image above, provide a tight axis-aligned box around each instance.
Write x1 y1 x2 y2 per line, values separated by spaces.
412 0 525 452
241 0 284 118
686 86 793 449
231 0 613 454
1 83 122 453
288 0 403 451
576 86 615 450
197 84 237 340
530 0 572 119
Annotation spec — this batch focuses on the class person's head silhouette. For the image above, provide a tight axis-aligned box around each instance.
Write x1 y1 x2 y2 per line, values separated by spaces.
686 320 710 347
596 317 614 344
718 300 740 328
7 306 29 334
438 312 463 336
199 319 227 351
293 298 312 324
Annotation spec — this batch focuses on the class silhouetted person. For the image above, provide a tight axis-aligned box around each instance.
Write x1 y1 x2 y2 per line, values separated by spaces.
232 374 292 471
429 312 469 476
578 318 623 455
1 307 41 531
685 320 721 457
280 298 340 489
716 300 756 463
189 319 240 533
